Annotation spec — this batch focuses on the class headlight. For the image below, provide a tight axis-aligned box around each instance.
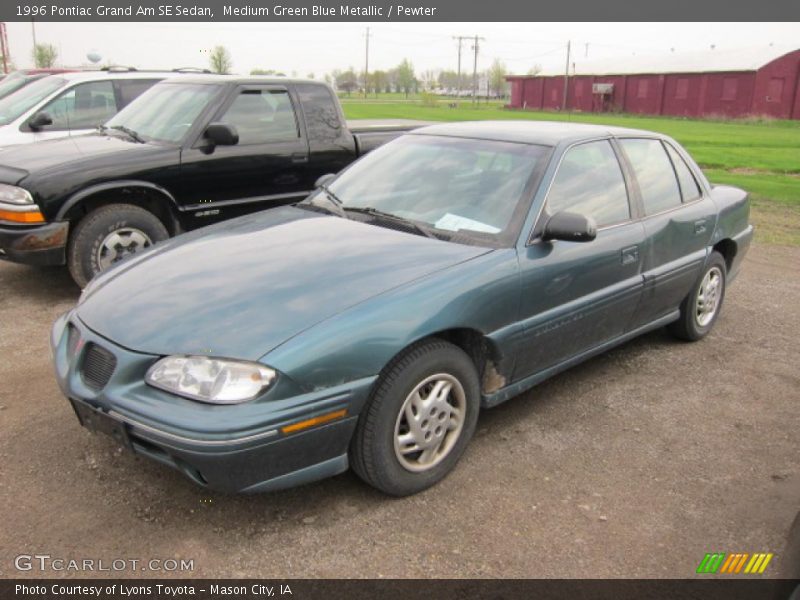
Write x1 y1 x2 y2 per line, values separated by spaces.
0 184 34 205
145 355 276 404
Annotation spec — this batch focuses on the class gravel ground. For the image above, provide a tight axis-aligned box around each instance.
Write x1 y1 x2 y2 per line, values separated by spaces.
0 243 798 579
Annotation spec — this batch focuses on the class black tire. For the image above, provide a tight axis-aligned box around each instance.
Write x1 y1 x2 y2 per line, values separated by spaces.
350 338 480 496
668 251 727 342
67 204 169 288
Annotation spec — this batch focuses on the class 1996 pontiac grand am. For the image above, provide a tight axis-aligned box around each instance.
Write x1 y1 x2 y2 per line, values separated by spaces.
51 121 753 496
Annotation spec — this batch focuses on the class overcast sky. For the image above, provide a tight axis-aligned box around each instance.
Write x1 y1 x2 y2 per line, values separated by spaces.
5 22 800 77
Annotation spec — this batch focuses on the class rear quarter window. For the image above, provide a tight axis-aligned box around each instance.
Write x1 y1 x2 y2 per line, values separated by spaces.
664 143 702 202
295 83 342 142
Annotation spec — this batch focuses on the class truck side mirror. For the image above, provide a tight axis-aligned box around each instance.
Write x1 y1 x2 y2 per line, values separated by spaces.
542 211 597 243
315 173 336 189
204 123 239 146
29 112 53 131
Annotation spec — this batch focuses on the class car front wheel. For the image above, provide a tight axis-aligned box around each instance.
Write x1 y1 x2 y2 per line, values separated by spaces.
350 338 480 496
67 203 169 288
668 250 727 341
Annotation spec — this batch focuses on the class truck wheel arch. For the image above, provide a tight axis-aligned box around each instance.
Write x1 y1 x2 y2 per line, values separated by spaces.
57 181 182 236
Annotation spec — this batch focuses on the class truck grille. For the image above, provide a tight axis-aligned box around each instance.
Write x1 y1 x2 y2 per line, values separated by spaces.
81 343 117 390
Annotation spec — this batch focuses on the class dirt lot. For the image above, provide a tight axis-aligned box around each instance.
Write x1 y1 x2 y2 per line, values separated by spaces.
0 243 798 579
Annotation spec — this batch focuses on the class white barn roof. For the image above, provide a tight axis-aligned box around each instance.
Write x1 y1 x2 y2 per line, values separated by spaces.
536 45 798 77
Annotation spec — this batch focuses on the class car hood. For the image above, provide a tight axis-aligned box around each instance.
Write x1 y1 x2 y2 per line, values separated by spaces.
77 206 492 360
0 132 159 178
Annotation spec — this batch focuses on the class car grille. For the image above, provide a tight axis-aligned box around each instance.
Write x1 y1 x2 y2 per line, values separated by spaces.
81 343 117 391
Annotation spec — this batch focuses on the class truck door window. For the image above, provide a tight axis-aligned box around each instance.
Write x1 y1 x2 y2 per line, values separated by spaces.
295 83 342 142
546 140 630 228
219 89 299 145
620 138 682 215
41 80 118 130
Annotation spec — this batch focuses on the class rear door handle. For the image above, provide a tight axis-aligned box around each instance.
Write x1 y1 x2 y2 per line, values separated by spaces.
694 219 707 235
291 152 309 164
621 245 639 266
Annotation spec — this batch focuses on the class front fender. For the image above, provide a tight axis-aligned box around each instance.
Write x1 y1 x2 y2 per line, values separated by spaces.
261 249 521 392
54 179 180 221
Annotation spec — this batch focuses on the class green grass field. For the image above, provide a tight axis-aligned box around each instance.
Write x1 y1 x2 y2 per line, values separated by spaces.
342 99 800 245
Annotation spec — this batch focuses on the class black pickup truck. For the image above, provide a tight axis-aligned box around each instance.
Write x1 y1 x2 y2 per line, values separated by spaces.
0 76 424 286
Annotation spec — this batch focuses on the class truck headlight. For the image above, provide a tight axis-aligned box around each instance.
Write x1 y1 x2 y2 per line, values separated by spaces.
145 355 276 404
0 184 34 205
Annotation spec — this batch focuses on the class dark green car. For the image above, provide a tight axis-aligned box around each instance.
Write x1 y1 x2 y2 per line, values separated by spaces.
51 121 753 496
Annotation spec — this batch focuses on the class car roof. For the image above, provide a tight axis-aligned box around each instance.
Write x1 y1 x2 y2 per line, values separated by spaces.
156 74 322 86
412 120 662 146
46 70 187 83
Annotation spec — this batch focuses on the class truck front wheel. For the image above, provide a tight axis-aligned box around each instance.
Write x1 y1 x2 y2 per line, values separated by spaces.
67 204 169 288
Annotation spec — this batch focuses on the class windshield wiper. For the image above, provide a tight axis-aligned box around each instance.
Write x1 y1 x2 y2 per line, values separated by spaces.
344 206 438 239
109 125 145 143
302 186 346 217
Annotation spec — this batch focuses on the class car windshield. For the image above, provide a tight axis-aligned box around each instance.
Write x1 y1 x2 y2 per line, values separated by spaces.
0 72 43 100
0 76 66 126
314 134 548 244
104 82 219 144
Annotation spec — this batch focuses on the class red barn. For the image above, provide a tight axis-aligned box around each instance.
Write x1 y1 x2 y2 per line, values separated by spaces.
507 46 800 119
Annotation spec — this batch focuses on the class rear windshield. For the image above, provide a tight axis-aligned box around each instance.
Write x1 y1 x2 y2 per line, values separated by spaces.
0 76 66 126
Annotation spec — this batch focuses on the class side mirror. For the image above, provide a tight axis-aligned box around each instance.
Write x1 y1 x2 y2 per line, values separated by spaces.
204 123 239 146
315 173 336 189
28 112 53 131
542 211 597 243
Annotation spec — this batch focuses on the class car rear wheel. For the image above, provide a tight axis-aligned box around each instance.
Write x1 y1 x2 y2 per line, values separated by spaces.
350 338 480 496
668 251 727 341
67 204 169 288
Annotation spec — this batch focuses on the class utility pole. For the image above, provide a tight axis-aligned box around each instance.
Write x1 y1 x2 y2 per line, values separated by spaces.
471 35 484 104
452 35 469 98
561 40 571 111
31 19 37 50
363 27 370 99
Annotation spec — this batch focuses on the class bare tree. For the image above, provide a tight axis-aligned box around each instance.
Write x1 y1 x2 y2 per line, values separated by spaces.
33 44 58 68
208 46 232 74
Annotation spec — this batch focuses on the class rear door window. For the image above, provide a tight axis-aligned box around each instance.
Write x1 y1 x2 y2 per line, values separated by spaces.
219 88 299 145
115 79 161 109
620 138 682 215
40 80 118 130
546 140 631 227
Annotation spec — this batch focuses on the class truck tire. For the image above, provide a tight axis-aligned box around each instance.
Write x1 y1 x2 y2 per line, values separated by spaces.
67 203 169 288
350 338 480 496
668 251 727 341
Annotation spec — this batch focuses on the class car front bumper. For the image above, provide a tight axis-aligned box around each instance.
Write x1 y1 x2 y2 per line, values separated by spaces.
0 220 68 266
51 312 375 493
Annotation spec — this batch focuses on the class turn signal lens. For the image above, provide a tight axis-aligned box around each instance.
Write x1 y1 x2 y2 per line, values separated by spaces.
0 208 45 223
281 409 347 435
